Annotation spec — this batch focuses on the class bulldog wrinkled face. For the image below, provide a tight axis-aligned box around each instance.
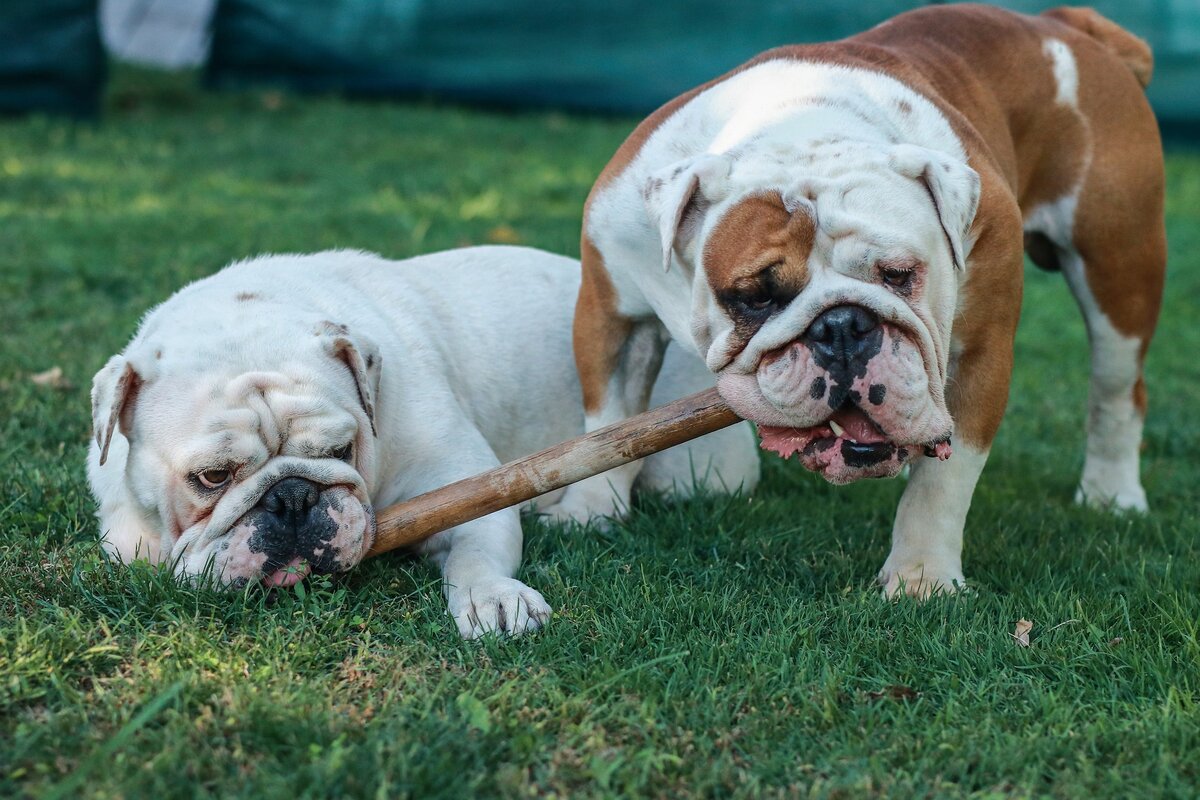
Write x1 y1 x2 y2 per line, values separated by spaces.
664 140 979 484
121 359 379 587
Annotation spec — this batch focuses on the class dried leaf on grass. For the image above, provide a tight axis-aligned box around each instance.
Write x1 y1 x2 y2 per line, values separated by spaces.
866 685 921 702
30 366 73 390
1011 619 1033 647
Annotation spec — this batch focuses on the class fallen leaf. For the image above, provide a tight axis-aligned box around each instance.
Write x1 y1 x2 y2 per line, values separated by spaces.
1012 619 1033 647
866 685 920 702
1109 637 1124 646
30 366 72 389
487 225 521 244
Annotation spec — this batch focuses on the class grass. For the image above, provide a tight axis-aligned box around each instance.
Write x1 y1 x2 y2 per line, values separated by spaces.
1 67 1198 799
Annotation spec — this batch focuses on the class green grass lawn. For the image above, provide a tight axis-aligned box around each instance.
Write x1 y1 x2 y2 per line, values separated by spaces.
1 68 1198 799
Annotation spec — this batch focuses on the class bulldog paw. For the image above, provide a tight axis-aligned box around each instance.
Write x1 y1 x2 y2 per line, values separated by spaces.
447 578 552 640
1074 479 1148 514
878 563 966 600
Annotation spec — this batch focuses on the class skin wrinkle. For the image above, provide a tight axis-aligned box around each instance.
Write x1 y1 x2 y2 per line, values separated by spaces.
733 283 949 414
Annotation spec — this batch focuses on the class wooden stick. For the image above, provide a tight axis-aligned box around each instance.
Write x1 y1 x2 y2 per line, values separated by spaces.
368 387 740 556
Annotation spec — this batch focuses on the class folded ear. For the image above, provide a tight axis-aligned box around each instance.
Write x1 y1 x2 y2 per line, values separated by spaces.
889 144 981 270
91 355 144 466
643 153 733 272
317 324 381 437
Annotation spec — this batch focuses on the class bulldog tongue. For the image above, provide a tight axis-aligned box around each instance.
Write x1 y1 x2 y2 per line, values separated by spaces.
832 407 887 444
757 425 811 458
756 406 889 459
263 557 310 589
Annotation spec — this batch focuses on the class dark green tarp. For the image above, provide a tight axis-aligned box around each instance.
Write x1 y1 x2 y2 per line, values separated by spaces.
207 0 1200 124
0 0 105 117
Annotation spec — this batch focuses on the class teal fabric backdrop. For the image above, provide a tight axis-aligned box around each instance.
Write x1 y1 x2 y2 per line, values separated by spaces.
206 0 1200 124
0 0 105 117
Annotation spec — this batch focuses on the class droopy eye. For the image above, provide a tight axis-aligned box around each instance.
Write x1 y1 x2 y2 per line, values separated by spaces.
879 264 916 294
737 285 776 311
196 468 232 490
721 263 789 316
329 442 354 462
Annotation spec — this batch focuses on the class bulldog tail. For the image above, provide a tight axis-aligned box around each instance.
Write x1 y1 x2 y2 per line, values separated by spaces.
1043 7 1153 89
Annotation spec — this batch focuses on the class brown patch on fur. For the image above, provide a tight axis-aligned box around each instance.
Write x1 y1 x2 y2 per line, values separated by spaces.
701 192 815 366
1061 21 1165 343
236 292 262 302
575 235 631 415
703 192 814 299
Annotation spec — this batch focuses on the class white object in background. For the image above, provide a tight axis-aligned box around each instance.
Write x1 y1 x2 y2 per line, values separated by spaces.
100 0 217 69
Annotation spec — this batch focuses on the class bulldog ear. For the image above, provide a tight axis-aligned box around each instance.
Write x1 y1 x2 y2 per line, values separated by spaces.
644 154 732 272
91 355 143 466
889 145 980 270
319 325 381 437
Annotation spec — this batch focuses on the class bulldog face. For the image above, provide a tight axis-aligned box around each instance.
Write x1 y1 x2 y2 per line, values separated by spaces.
90 323 382 586
647 140 979 484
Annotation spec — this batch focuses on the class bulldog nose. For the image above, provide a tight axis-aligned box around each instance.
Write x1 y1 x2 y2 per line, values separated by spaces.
262 477 320 527
803 304 880 368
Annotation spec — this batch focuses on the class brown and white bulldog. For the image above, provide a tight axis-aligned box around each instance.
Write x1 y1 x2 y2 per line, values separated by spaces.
550 4 1165 596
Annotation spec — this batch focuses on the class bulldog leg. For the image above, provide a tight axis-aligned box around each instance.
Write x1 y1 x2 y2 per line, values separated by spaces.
545 254 670 524
1055 186 1165 512
422 509 552 639
879 445 989 598
406 439 551 639
881 216 1023 598
1063 249 1159 512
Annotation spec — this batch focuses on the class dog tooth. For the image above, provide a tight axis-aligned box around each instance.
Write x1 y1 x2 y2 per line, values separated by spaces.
828 419 845 438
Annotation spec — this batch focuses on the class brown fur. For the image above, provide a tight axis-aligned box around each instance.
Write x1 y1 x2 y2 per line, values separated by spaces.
702 192 814 299
574 235 631 414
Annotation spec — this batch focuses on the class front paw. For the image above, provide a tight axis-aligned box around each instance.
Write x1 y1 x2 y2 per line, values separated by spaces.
446 578 552 640
878 561 965 600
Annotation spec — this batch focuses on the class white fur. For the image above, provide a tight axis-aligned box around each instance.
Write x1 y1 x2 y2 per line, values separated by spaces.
1043 38 1080 108
89 246 760 638
879 444 987 597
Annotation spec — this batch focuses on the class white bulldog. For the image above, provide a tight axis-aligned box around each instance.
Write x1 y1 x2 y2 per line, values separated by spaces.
87 246 759 638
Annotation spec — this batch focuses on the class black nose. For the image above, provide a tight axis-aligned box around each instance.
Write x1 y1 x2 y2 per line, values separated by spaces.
803 304 881 372
261 477 320 527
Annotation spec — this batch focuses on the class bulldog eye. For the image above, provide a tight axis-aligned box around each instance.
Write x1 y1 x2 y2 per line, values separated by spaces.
196 468 232 490
734 287 775 311
879 265 915 294
721 265 788 316
329 442 353 462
